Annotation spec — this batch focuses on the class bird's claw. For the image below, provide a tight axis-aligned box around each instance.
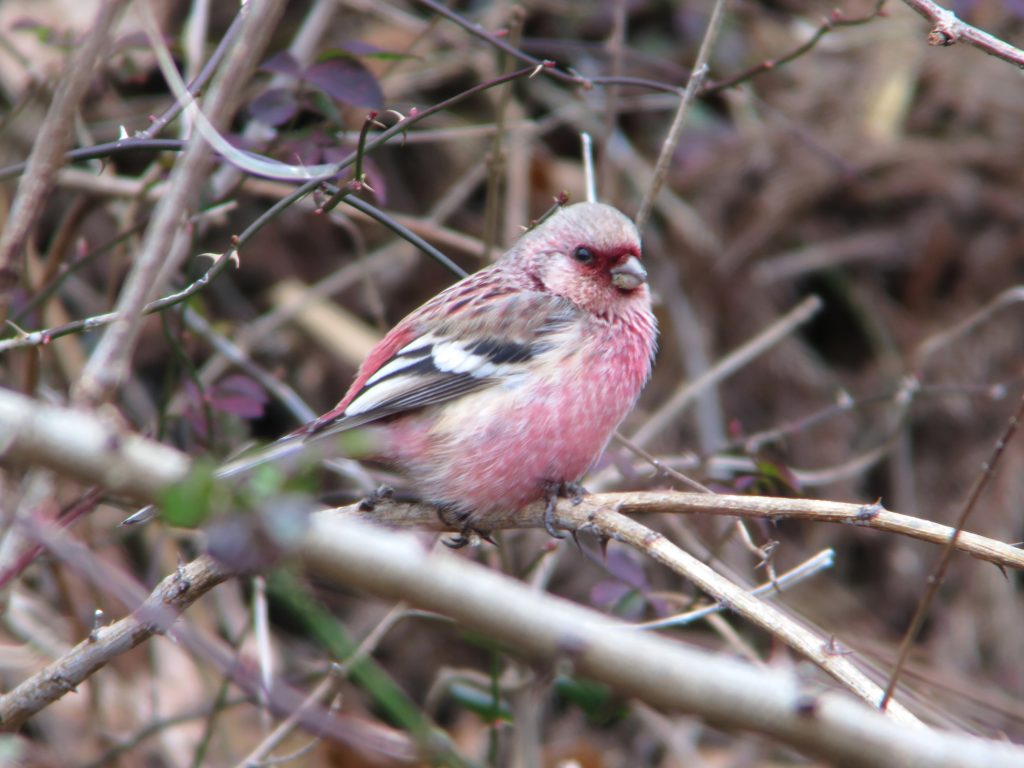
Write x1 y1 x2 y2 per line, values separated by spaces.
441 527 495 548
358 484 394 512
436 504 495 548
543 481 588 539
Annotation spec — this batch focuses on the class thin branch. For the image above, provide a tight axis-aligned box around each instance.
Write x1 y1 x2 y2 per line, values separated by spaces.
0 554 230 730
630 295 824 449
900 0 1024 66
635 0 726 232
705 2 886 94
0 249 239 354
881 392 1024 709
349 491 1024 572
72 0 287 408
182 307 318 425
140 4 249 139
0 528 419 760
340 197 467 278
0 0 129 324
415 0 683 94
913 285 1024 372
633 548 836 629
0 139 189 183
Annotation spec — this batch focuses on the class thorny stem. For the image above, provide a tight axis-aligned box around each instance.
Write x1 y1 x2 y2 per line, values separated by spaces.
354 111 379 191
140 4 249 139
880 392 1024 710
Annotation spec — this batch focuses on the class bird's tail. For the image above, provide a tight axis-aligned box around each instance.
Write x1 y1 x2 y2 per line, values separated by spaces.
215 433 309 479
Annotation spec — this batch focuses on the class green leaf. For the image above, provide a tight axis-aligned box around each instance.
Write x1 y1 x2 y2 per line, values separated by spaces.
554 674 629 725
448 682 512 723
159 461 216 528
266 570 468 765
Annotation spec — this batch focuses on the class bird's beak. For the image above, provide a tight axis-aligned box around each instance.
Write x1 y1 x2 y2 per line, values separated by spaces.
610 256 647 291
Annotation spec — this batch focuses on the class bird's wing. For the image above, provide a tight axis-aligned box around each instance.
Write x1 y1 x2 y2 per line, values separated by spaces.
306 289 577 438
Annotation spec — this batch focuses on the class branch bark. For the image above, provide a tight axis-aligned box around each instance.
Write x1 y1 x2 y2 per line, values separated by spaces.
0 0 129 324
900 0 1024 66
3 387 1024 762
301 515 1024 768
72 0 288 407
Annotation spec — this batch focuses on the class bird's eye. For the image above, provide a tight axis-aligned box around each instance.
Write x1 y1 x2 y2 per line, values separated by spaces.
573 246 594 264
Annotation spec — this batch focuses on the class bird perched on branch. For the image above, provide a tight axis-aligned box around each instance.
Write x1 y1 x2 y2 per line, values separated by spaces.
224 201 657 543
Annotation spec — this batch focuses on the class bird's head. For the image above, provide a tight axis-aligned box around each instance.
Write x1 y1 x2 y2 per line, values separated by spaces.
507 202 649 317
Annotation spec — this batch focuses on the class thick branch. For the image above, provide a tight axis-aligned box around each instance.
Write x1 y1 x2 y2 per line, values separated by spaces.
302 515 1024 768
0 390 188 499
5 515 1023 766
0 555 228 730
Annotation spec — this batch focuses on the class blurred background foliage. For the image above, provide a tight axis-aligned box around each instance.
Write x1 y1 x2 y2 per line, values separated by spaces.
0 0 1021 765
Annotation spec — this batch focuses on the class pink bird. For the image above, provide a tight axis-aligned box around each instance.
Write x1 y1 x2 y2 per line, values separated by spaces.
225 202 657 543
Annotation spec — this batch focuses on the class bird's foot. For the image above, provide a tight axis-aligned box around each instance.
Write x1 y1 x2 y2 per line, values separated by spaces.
436 504 495 548
358 484 394 512
542 481 589 539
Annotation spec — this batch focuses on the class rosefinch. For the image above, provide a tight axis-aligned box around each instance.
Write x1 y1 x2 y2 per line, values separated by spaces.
225 202 657 541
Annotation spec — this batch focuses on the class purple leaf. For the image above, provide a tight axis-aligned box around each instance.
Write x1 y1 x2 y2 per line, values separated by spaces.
181 380 211 440
590 580 631 609
280 135 323 167
604 548 648 589
733 475 757 493
208 375 268 419
304 57 383 108
248 87 299 127
338 40 385 56
260 50 302 78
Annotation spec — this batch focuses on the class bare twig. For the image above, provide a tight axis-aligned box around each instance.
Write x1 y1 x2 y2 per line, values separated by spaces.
900 0 1024 66
72 0 287 407
705 2 887 94
632 548 836 629
0 249 239 354
182 307 318 424
416 0 683 94
0 530 419 760
634 0 726 232
347 492 1024 572
630 295 824 449
141 4 248 140
0 0 128 324
597 0 629 198
913 286 1024 372
881 392 1024 709
0 554 230 730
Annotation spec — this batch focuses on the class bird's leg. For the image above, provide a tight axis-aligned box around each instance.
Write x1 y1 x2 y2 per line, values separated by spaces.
543 481 589 539
358 484 394 512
